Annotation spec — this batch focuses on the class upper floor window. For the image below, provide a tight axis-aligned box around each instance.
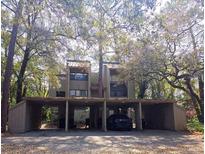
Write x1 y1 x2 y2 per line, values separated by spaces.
110 82 127 97
69 89 88 97
70 73 88 81
56 91 65 97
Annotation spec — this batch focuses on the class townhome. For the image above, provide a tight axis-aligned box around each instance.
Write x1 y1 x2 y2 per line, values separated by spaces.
8 60 187 133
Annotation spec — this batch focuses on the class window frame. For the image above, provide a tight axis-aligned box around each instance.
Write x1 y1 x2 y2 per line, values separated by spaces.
110 82 127 97
70 73 88 81
69 89 88 97
56 91 65 97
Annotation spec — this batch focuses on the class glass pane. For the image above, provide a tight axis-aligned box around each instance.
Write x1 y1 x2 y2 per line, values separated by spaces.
56 91 65 97
70 73 88 81
110 82 127 97
70 73 76 80
80 90 87 97
76 90 81 96
70 90 75 96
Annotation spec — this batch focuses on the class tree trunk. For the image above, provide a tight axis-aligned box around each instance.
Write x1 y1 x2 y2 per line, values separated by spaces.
16 48 30 103
1 0 23 132
16 13 33 103
22 84 27 98
185 77 204 123
98 42 103 97
138 80 148 99
198 74 204 122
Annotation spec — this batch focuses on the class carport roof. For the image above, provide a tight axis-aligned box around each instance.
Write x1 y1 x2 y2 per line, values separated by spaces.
22 97 176 104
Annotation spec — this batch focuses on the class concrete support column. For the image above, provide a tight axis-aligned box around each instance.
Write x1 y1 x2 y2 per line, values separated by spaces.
135 103 142 130
65 101 69 131
66 63 70 98
88 66 91 97
127 108 131 118
103 65 110 98
102 100 107 131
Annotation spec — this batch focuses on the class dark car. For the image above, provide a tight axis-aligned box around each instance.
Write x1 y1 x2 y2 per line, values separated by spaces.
107 114 132 131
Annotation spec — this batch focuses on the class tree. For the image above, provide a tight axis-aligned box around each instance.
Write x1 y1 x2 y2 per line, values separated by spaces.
122 0 204 123
157 0 204 123
1 0 23 132
15 0 52 103
15 0 84 103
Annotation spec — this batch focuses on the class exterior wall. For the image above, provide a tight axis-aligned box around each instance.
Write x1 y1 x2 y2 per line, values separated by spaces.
8 100 184 132
142 103 187 131
69 80 88 90
9 101 42 133
103 65 110 98
173 104 187 130
69 66 90 97
128 80 135 99
103 64 135 99
163 104 175 130
49 63 134 98
8 101 27 133
49 66 91 97
142 104 175 130
25 103 42 131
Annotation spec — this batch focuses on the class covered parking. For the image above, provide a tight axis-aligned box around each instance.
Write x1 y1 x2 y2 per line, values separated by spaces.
8 97 186 133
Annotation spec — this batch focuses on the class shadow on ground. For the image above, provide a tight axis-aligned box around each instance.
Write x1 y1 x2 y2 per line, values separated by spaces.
1 130 204 154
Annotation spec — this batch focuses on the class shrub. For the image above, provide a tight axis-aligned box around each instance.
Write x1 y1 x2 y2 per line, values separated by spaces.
187 116 204 133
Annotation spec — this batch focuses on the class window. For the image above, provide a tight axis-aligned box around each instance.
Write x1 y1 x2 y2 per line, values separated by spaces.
56 91 65 97
76 90 81 96
69 90 88 97
70 73 88 81
110 82 127 97
80 90 87 97
70 90 75 96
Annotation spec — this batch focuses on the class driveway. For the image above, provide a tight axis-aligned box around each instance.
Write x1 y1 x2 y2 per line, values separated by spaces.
1 130 204 154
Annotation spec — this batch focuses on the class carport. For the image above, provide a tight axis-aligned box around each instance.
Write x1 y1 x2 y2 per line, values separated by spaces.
8 97 186 133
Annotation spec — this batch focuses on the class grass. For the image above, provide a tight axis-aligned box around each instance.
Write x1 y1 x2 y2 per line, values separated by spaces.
187 116 204 133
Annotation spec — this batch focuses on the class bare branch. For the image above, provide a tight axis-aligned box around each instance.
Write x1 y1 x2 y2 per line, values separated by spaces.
1 1 15 13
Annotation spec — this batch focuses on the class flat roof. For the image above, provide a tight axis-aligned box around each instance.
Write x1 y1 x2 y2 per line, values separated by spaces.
9 97 175 110
23 97 176 104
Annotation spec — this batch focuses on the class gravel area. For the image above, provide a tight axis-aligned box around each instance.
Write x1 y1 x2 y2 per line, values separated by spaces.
1 130 204 154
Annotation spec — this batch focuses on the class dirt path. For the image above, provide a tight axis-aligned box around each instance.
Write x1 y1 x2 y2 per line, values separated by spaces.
1 130 204 154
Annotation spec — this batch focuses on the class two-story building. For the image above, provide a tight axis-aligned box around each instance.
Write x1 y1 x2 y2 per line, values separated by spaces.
8 60 187 133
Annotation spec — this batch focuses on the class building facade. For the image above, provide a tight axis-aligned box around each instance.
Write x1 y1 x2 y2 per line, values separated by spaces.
8 60 187 133
49 60 135 99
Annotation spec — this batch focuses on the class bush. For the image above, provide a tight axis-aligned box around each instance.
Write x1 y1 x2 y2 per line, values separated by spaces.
187 116 204 133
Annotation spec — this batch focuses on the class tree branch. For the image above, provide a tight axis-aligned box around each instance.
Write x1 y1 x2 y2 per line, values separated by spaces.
1 2 15 13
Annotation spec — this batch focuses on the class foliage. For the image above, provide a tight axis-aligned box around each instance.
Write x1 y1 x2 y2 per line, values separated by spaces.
42 106 58 123
1 0 204 130
187 116 204 133
119 0 204 122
